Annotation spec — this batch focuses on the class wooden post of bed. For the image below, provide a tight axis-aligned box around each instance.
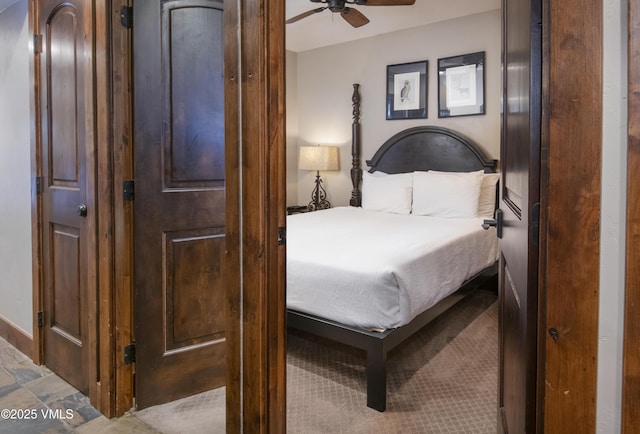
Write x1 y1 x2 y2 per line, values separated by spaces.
350 83 362 207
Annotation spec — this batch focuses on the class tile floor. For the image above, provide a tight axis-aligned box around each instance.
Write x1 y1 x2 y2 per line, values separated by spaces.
0 337 226 434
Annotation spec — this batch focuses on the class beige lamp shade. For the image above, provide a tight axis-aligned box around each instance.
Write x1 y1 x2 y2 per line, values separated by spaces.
298 146 339 171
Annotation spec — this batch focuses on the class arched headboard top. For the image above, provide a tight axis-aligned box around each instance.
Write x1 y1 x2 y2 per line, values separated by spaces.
366 126 497 174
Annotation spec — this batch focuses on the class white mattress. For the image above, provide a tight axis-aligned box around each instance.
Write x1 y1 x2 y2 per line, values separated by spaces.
286 207 498 330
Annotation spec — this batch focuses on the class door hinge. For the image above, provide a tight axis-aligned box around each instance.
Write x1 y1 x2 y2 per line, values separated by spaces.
35 176 43 194
120 5 133 29
123 180 134 201
277 226 286 245
531 202 540 245
37 311 43 328
124 342 136 364
33 34 42 54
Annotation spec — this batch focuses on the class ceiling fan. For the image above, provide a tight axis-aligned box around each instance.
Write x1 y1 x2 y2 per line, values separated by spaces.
286 0 416 29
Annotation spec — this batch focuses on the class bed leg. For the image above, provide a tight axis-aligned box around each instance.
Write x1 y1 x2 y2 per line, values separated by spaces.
366 347 387 412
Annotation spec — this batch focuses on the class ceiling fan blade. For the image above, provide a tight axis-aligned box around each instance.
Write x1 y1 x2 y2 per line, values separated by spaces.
356 0 415 5
286 7 326 24
341 7 369 27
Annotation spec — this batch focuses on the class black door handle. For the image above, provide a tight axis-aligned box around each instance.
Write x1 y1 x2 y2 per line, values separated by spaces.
482 209 503 239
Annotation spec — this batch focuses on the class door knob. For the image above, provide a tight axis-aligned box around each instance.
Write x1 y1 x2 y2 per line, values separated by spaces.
76 203 88 217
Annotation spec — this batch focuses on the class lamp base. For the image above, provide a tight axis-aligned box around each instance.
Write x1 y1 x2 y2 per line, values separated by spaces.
307 171 331 211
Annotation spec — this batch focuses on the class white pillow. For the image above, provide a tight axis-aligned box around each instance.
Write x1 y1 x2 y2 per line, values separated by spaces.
361 171 413 214
478 173 500 218
412 170 483 218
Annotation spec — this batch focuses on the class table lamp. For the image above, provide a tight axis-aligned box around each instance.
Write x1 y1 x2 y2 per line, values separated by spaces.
298 145 339 210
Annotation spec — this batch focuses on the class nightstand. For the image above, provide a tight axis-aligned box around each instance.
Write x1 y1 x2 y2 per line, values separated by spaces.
286 205 310 215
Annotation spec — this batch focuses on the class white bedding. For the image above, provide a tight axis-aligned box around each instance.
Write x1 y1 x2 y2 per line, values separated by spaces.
286 207 499 330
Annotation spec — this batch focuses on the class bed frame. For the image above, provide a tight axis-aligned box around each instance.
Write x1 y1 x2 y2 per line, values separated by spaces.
287 83 498 412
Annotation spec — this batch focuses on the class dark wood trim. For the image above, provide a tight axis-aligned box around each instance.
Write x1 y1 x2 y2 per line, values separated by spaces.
95 0 112 416
110 0 134 418
349 83 362 207
235 0 287 431
82 0 100 408
537 0 550 431
95 0 134 418
623 0 640 431
542 0 602 431
28 0 43 367
0 315 33 359
224 0 241 429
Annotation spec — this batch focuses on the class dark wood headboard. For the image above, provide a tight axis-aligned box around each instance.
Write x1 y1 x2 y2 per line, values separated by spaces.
348 83 497 207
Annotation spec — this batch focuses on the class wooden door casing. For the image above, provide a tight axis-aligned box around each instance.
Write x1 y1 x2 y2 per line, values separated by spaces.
133 0 227 409
223 0 287 430
541 0 602 431
38 0 96 396
624 0 640 431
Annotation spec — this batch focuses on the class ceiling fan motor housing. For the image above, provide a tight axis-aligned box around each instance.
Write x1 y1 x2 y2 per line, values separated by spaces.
308 0 371 12
327 0 347 12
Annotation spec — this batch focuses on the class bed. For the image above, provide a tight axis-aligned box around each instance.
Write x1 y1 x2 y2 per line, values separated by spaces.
286 84 499 412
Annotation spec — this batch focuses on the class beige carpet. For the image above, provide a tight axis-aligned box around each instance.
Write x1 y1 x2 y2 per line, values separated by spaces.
108 289 497 434
286 290 498 434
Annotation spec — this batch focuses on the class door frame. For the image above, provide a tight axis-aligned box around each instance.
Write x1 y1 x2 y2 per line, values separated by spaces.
224 0 287 430
623 0 640 431
538 0 602 431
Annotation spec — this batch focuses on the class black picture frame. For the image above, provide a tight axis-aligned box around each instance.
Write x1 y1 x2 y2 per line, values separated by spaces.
437 51 485 118
386 60 428 120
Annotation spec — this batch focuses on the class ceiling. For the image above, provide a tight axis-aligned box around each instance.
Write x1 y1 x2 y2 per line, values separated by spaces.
285 0 500 52
0 0 20 14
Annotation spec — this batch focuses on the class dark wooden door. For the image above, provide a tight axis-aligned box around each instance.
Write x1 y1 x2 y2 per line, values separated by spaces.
39 0 95 396
499 0 542 432
133 0 227 409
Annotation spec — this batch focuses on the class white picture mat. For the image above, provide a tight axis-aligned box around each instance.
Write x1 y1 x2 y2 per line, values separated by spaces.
393 71 420 110
445 64 477 107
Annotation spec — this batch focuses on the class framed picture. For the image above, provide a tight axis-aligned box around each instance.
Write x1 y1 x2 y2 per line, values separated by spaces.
386 60 428 120
437 51 485 118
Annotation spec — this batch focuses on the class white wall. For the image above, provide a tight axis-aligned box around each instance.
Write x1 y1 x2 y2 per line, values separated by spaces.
290 10 502 207
286 50 299 206
597 0 627 431
0 0 33 336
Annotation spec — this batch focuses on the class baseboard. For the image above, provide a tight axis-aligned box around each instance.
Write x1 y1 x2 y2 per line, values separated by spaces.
0 314 33 359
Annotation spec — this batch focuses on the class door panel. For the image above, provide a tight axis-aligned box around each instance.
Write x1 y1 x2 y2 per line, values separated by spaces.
51 225 81 341
163 229 226 351
133 0 226 409
499 0 541 432
501 261 527 432
39 0 94 395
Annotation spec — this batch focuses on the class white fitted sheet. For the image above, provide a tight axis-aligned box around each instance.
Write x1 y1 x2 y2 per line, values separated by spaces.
286 207 498 330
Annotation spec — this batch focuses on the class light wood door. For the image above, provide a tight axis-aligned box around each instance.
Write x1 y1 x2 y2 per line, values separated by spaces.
498 0 542 432
39 0 96 396
133 0 227 409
